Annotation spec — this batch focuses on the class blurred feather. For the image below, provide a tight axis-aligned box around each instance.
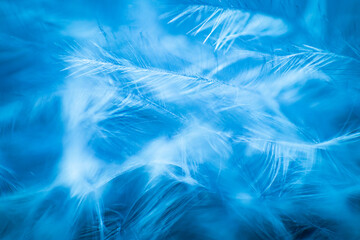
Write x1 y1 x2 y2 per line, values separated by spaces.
1 0 360 239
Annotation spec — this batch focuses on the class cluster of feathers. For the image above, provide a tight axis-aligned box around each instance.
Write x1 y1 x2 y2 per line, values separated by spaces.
1 0 360 239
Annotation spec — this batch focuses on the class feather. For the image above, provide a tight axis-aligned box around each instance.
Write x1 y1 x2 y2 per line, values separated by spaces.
1 0 360 239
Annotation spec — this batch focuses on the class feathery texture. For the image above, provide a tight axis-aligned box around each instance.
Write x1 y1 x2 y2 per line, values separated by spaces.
1 0 360 239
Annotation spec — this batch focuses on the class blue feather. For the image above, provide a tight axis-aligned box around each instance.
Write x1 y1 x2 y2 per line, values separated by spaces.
1 0 360 239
